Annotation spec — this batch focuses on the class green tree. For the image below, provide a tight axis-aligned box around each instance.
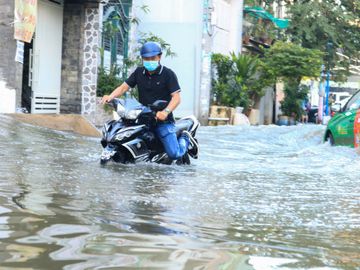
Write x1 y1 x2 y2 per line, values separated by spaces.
262 41 323 118
285 0 360 81
97 66 123 97
263 41 324 81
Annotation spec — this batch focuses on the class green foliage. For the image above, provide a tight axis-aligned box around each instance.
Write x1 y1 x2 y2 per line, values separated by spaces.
263 41 324 79
246 0 360 80
131 4 150 24
97 66 123 97
261 41 323 117
286 0 360 81
280 80 309 119
211 53 274 111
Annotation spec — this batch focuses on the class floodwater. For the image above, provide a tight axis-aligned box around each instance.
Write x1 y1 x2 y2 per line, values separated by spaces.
0 114 359 270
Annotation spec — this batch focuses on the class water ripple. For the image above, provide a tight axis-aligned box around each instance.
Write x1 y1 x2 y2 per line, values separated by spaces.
0 115 359 269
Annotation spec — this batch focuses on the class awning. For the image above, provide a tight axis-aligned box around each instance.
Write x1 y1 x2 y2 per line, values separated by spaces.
244 6 289 29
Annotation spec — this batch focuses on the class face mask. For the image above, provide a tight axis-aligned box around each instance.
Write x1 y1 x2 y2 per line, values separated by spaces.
143 61 159 72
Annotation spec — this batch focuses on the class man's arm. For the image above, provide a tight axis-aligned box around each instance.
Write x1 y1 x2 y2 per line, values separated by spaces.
101 82 130 104
156 91 181 121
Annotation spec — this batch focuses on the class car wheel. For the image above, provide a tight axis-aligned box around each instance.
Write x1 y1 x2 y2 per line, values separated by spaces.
328 133 335 146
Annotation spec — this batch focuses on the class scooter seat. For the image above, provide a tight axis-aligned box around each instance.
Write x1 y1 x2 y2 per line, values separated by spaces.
175 119 193 137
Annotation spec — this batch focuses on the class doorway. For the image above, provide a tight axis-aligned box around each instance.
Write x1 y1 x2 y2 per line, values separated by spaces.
21 40 33 113
30 0 64 114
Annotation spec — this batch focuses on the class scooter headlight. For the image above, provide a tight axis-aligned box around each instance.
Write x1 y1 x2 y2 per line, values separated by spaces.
117 104 126 118
125 109 142 120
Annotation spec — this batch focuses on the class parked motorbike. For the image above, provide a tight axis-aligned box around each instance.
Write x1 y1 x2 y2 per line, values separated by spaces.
100 98 200 165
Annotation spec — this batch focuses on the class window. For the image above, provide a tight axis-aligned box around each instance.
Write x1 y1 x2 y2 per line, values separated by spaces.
344 90 360 111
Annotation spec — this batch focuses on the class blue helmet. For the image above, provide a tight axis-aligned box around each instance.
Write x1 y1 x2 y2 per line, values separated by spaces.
140 42 162 57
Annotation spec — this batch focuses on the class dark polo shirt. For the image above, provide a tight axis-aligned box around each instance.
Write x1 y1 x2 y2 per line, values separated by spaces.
125 65 181 123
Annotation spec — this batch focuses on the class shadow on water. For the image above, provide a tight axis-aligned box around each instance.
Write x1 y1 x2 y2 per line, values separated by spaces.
0 115 359 269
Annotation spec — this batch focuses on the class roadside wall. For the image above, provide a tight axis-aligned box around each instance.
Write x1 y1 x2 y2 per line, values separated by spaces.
61 2 84 114
0 0 23 113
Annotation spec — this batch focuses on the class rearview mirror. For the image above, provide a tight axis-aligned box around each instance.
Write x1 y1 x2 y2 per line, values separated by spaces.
108 98 123 109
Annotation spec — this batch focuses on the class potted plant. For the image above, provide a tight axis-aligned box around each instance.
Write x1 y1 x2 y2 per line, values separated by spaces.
210 53 275 124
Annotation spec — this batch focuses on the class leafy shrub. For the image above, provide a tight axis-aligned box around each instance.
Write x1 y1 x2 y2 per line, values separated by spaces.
280 80 309 119
97 65 123 97
211 53 273 112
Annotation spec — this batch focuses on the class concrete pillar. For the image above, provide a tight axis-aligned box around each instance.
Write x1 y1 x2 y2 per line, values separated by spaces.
275 82 285 121
81 6 100 122
263 87 274 124
198 0 213 125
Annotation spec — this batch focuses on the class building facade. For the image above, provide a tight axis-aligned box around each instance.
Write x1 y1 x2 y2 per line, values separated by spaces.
0 0 101 122
0 0 281 125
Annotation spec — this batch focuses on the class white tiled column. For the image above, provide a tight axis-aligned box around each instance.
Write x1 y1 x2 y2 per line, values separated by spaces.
81 7 100 121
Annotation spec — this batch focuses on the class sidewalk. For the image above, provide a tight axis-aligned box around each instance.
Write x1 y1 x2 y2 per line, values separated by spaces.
7 114 101 137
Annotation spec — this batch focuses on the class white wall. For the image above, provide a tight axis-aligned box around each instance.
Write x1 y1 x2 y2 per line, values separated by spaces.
132 0 203 117
0 81 16 113
212 0 243 55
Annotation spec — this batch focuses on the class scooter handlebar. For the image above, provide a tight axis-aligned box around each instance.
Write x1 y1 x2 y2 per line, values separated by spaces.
106 98 121 110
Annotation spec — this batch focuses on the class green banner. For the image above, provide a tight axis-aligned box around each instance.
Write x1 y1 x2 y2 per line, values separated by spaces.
244 6 289 29
14 0 37 43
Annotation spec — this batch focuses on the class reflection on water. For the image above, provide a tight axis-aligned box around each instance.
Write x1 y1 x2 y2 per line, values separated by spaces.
0 114 359 269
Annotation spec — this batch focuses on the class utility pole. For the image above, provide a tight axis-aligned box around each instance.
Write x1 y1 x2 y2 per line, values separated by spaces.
198 0 213 125
325 41 333 116
318 64 325 123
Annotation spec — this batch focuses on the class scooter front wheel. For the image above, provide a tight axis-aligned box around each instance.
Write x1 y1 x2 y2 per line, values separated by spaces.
100 158 110 165
100 147 117 165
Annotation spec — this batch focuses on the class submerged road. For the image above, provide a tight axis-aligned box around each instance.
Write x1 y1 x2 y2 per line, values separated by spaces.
0 115 359 269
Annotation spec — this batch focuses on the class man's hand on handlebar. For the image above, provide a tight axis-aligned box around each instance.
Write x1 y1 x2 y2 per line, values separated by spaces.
101 95 112 105
156 111 169 121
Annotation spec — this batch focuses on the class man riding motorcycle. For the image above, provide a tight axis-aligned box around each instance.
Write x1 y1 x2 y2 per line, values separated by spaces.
101 41 199 161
